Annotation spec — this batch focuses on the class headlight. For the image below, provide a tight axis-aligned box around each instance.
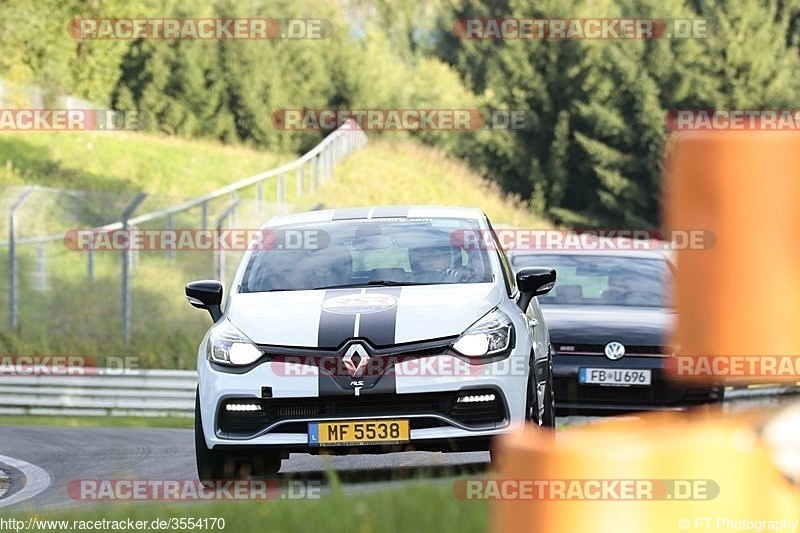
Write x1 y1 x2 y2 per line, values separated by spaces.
452 308 513 357
206 320 263 366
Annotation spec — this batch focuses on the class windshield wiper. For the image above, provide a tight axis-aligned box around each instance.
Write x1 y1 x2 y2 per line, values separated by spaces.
367 280 436 286
311 283 368 290
313 280 438 290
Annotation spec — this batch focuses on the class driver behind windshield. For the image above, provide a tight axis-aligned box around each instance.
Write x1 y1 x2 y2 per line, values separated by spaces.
408 245 462 282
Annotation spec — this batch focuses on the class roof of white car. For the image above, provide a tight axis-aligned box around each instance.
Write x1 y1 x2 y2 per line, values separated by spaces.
262 205 487 227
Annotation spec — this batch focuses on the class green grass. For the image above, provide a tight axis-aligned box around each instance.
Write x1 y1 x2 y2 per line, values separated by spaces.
0 415 192 429
0 131 549 369
0 130 293 198
12 481 488 533
300 139 548 228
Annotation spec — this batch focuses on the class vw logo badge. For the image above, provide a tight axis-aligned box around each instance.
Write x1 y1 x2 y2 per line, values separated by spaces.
604 341 626 360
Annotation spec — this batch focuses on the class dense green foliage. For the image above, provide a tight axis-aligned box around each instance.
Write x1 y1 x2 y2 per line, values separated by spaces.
2 0 799 227
434 0 800 226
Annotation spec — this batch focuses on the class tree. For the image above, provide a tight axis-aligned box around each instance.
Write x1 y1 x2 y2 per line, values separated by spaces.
433 0 800 227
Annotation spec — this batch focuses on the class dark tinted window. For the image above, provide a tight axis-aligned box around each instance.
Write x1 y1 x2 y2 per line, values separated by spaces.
240 218 494 292
511 254 670 307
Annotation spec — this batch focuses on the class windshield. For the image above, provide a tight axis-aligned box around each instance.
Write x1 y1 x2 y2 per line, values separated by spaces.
512 254 671 307
240 218 494 292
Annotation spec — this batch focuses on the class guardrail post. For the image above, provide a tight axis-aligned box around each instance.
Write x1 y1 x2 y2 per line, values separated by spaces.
121 193 147 345
200 201 208 231
165 215 174 260
296 164 304 199
214 199 240 287
131 225 140 271
321 146 329 182
87 246 94 282
256 182 263 214
230 192 238 229
327 141 334 179
36 245 46 291
278 172 286 212
331 138 336 174
7 187 34 331
310 155 318 192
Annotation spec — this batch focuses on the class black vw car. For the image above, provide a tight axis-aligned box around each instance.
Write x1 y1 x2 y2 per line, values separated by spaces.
510 248 723 415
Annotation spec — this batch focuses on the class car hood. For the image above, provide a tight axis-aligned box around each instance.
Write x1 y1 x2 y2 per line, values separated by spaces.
226 283 503 347
542 305 673 347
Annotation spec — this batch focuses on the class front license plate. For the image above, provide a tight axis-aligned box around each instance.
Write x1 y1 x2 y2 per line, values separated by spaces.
579 368 652 386
308 419 410 446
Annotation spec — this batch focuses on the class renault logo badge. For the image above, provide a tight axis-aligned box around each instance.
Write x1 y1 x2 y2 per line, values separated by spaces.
342 343 371 378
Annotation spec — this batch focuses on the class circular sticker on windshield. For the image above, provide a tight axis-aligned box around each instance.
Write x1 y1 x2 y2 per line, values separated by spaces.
321 294 398 314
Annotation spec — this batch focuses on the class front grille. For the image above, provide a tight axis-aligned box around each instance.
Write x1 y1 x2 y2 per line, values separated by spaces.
555 378 717 406
556 378 683 404
218 390 506 436
555 344 669 356
451 400 506 425
258 338 455 359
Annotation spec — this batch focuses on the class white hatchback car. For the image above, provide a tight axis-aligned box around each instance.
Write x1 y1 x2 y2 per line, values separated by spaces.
186 206 555 479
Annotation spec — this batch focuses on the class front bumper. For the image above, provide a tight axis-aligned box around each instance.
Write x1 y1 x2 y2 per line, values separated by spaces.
553 355 723 415
198 353 529 450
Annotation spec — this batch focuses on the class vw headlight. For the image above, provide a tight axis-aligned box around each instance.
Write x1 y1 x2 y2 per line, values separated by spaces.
452 308 514 357
206 320 263 366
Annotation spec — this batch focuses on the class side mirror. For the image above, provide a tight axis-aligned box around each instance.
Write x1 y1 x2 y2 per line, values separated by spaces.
516 267 556 312
186 280 223 322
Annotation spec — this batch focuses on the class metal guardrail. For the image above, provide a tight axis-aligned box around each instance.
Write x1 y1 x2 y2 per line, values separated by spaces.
0 369 196 418
0 120 367 340
0 369 795 419
2 120 367 247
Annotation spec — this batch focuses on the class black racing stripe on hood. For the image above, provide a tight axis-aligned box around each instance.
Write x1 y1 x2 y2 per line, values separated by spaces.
331 207 372 221
317 287 402 396
317 289 360 349
357 286 402 347
370 206 410 218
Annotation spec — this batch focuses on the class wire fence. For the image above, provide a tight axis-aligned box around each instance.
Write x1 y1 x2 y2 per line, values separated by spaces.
0 121 367 349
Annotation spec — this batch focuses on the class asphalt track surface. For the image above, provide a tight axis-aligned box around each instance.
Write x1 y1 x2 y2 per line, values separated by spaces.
1 388 797 511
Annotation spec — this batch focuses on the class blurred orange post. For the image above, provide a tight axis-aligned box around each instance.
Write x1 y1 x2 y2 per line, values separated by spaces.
665 131 800 383
491 413 799 532
491 130 800 532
